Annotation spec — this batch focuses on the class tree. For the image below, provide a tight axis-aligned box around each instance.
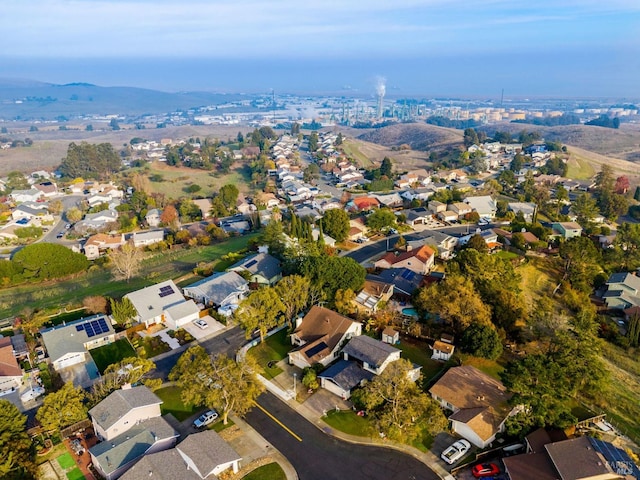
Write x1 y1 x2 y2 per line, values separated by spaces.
303 163 320 183
90 357 157 404
259 219 285 257
275 275 310 326
12 243 89 281
59 142 121 180
572 193 598 227
0 400 34 477
110 297 137 326
108 241 144 282
510 153 525 172
308 131 319 151
333 288 356 315
5 171 30 192
219 184 239 212
302 368 319 390
366 208 397 232
109 118 120 130
465 234 488 253
379 157 393 178
460 323 503 359
36 382 86 432
463 128 479 148
160 204 179 227
320 209 350 243
297 255 366 303
83 295 108 314
169 346 264 425
559 236 602 292
353 359 447 442
413 275 492 332
235 287 285 342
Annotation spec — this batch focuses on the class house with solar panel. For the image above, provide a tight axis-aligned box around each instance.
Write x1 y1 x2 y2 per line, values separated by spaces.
182 272 249 310
226 252 282 286
41 315 116 371
352 279 394 314
125 280 200 329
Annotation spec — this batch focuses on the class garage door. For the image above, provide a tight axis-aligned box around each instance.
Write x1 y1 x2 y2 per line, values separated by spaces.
55 353 85 370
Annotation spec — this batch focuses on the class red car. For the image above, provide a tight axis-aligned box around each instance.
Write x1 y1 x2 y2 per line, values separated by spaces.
472 463 500 478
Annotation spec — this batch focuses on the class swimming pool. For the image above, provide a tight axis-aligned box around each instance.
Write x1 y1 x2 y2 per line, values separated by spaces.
401 307 418 317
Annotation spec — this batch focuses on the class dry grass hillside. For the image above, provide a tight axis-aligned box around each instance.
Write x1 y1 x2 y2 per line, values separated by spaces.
356 123 463 151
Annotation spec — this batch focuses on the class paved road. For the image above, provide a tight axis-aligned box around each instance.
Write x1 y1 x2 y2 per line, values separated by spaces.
245 391 439 480
152 325 247 380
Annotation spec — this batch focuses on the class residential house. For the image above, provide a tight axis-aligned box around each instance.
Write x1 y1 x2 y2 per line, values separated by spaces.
41 315 116 371
381 327 399 345
120 430 241 480
603 272 640 310
347 196 380 213
9 188 43 203
349 217 369 237
352 279 394 314
504 435 637 480
311 228 336 247
341 335 403 377
83 233 125 260
317 360 374 400
418 231 458 260
89 387 178 480
508 202 537 222
403 207 433 227
183 271 249 309
464 195 497 219
459 228 501 251
75 209 119 232
89 385 163 441
366 268 425 301
374 245 435 275
551 221 583 240
125 280 200 329
132 230 164 248
431 337 455 361
288 306 362 369
227 252 282 286
0 337 23 394
34 181 58 198
145 209 161 228
11 204 53 223
450 202 473 217
429 365 516 448
427 200 447 215
373 193 404 209
400 187 433 203
396 169 432 189
437 210 458 223
494 228 539 248
193 198 213 219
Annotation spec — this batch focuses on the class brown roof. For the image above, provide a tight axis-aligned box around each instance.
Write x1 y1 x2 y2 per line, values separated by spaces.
294 306 359 362
450 406 505 442
85 233 123 248
349 226 363 235
430 365 510 409
382 326 398 337
362 279 393 297
545 436 614 480
433 340 454 354
0 337 22 377
503 452 559 480
352 197 380 210
378 245 434 267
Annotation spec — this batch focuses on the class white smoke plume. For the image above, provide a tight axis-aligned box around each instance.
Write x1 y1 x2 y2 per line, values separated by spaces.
375 76 386 97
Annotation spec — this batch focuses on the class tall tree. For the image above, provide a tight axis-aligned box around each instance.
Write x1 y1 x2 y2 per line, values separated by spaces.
160 204 179 227
379 157 393 178
219 184 240 212
275 275 310 326
235 287 285 342
0 400 35 478
169 347 264 425
366 208 397 232
353 359 447 442
460 323 503 359
110 297 137 326
108 241 144 282
36 382 86 432
320 209 350 243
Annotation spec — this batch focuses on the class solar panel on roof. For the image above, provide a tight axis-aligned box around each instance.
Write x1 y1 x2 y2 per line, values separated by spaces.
245 259 258 268
158 285 175 298
305 342 328 359
76 325 84 331
98 318 109 333
89 320 102 334
85 325 95 337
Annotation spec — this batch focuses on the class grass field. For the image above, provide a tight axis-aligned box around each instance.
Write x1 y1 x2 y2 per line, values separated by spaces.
66 467 85 480
342 140 375 168
247 329 290 379
0 234 256 318
566 152 597 180
156 385 200 421
458 354 505 380
323 409 373 437
57 453 75 470
241 463 287 480
517 257 558 309
90 339 137 373
396 338 446 384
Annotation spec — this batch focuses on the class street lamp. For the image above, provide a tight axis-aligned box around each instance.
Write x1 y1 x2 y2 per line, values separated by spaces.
293 373 297 398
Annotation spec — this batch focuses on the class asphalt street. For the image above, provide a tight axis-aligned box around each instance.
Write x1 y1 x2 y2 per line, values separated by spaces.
245 391 439 480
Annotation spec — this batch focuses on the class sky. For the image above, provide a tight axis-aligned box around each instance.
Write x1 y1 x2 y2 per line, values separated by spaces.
2 0 640 97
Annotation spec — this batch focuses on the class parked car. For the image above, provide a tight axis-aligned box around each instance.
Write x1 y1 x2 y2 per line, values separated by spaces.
441 439 471 465
56 232 65 238
472 463 500 478
193 409 218 428
194 319 208 330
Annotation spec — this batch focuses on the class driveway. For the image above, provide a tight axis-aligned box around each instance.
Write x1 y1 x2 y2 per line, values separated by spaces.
432 432 475 473
182 315 225 340
58 359 100 388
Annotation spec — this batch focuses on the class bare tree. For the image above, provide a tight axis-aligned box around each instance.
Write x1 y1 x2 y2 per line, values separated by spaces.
108 240 144 282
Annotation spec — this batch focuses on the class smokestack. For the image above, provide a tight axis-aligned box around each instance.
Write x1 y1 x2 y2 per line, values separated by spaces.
375 76 386 119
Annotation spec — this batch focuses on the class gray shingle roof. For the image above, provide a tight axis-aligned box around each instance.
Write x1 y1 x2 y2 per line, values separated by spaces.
89 416 178 477
227 252 282 281
342 335 400 368
40 315 115 364
318 360 374 391
120 449 201 480
183 271 248 306
177 430 241 477
89 386 162 431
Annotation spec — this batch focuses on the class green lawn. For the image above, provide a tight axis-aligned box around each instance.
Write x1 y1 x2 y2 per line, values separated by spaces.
66 468 85 480
247 329 291 379
89 339 136 373
494 250 520 261
155 385 200 421
0 234 257 318
241 463 286 480
211 418 234 432
57 452 75 470
322 410 373 437
131 335 171 359
458 354 505 380
39 362 53 390
396 339 445 384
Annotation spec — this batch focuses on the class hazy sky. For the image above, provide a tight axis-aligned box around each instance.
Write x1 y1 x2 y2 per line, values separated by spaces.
2 0 640 96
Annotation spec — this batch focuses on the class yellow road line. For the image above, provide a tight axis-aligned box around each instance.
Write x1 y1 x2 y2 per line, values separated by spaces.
254 402 303 442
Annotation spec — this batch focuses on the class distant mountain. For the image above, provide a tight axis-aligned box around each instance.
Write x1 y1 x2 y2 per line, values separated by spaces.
0 78 247 120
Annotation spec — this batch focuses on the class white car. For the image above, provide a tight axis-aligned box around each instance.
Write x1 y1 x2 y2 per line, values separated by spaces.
441 439 471 465
193 409 219 428
194 319 208 330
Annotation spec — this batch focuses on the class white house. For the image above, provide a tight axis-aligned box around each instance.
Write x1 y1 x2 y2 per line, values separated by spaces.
132 230 164 247
10 188 43 203
125 280 200 329
464 195 497 219
0 337 23 394
341 335 401 376
40 315 116 371
431 339 455 361
145 209 161 228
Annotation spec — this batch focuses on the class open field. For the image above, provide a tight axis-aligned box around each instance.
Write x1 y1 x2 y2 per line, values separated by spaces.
517 257 558 310
565 145 640 182
0 234 256 318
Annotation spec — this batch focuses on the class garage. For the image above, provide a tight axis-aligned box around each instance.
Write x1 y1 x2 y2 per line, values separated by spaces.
54 352 86 370
164 300 200 330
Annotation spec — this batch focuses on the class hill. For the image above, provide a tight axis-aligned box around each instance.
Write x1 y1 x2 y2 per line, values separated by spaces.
356 123 463 151
0 79 249 120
